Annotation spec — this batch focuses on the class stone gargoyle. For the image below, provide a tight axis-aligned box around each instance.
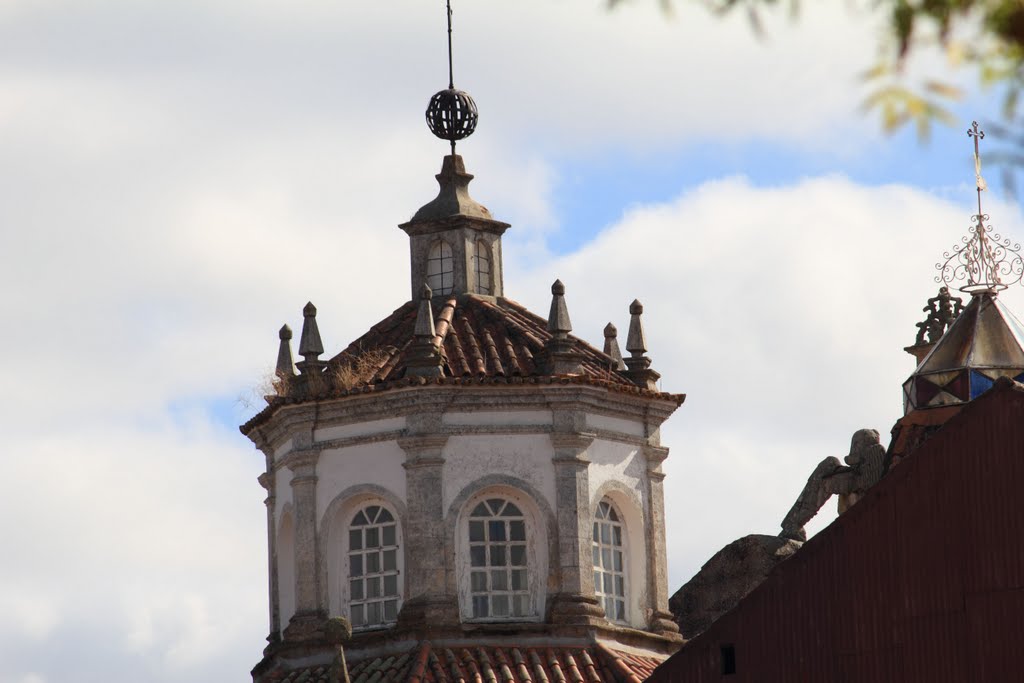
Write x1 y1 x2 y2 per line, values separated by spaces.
779 428 886 542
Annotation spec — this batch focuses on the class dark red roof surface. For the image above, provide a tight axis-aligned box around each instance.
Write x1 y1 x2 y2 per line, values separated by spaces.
648 378 1024 682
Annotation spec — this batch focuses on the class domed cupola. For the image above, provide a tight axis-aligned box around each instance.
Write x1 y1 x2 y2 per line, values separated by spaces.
241 4 687 681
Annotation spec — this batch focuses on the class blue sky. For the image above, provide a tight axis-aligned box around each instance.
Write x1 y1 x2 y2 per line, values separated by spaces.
3 2 1023 682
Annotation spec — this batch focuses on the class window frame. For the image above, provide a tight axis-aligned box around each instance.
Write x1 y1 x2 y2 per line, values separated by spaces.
426 239 455 295
344 502 403 630
472 239 491 295
458 490 545 623
592 498 628 623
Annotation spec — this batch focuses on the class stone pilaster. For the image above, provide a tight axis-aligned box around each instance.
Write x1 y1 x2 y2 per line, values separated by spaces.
258 470 281 644
548 427 605 626
397 426 459 628
283 448 326 640
643 445 680 638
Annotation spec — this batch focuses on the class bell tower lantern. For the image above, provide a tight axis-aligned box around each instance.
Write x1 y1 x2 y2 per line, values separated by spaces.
399 155 509 299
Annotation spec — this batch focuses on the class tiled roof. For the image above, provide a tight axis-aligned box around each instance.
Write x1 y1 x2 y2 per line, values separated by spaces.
346 642 666 683
333 295 637 386
240 295 683 435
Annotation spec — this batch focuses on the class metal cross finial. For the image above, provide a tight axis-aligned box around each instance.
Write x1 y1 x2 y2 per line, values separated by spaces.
934 119 1024 294
968 121 987 218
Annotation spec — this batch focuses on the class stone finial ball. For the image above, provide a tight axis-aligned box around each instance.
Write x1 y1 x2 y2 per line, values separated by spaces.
426 88 479 142
323 616 352 645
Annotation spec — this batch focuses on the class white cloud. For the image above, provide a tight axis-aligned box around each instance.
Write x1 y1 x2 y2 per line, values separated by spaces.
507 175 1024 585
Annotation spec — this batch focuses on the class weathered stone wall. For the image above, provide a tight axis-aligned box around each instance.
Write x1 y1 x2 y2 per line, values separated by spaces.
250 386 679 644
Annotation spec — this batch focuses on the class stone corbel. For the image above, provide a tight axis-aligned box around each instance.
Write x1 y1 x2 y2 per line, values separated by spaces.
550 432 595 464
282 448 319 481
642 445 669 477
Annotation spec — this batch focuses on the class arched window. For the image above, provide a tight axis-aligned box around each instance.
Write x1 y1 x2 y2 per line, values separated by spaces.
426 240 454 295
468 497 529 619
473 240 491 295
593 499 626 622
348 504 400 628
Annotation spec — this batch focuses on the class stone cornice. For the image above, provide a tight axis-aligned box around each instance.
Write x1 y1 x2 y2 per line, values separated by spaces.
245 384 680 449
398 214 511 238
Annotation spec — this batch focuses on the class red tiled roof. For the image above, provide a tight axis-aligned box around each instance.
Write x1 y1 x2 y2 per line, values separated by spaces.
346 643 666 683
240 296 684 435
333 296 635 386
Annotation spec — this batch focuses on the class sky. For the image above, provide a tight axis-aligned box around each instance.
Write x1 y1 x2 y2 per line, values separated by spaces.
2 1 1024 681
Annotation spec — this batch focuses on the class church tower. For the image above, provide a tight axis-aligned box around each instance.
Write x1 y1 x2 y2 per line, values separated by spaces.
241 6 685 681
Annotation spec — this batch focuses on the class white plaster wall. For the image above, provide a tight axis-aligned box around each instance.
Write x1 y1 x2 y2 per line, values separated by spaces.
443 410 552 427
316 441 407 523
274 467 294 524
586 412 645 437
587 439 646 507
442 434 556 512
314 417 405 443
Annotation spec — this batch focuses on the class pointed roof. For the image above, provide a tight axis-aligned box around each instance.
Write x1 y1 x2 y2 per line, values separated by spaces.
916 292 1024 372
903 291 1024 411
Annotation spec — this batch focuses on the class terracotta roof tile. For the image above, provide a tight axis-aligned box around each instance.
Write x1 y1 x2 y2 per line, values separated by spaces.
329 296 638 386
343 644 664 683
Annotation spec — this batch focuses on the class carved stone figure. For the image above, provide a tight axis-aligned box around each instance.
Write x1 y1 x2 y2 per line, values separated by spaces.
779 429 887 541
915 286 964 345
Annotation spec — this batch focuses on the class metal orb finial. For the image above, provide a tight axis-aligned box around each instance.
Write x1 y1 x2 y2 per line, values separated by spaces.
426 0 477 155
426 88 478 151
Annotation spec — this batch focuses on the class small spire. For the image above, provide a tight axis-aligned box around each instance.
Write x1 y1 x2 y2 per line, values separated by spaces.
547 279 572 336
625 300 648 362
603 323 626 371
543 278 582 375
298 302 324 363
405 284 444 378
414 284 437 339
622 299 661 390
276 324 295 377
